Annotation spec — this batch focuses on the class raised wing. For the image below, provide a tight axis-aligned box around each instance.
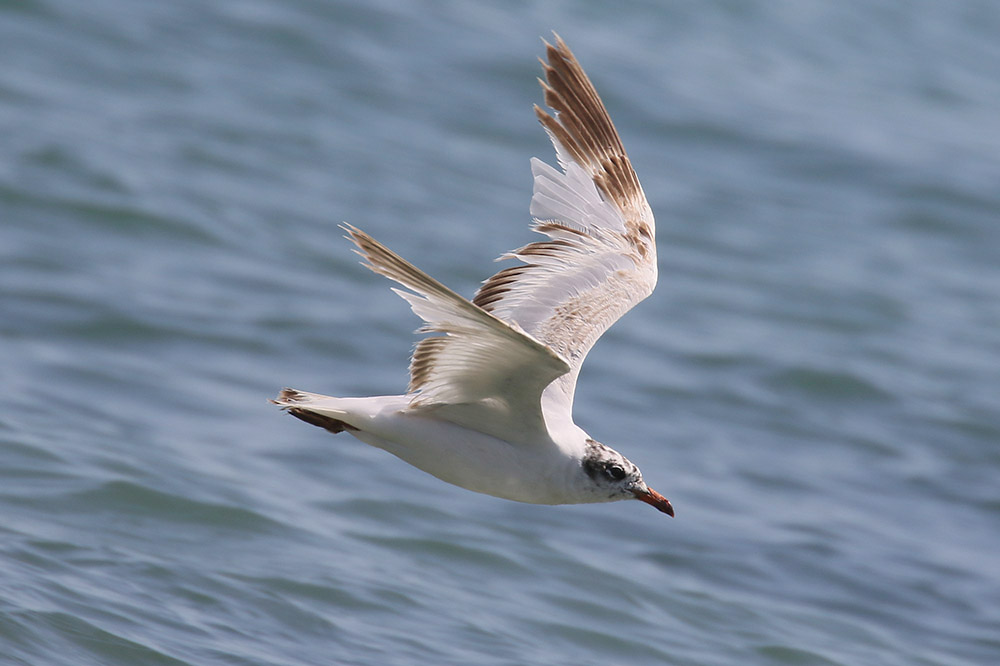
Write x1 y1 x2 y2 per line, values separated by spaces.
473 34 656 414
344 225 570 443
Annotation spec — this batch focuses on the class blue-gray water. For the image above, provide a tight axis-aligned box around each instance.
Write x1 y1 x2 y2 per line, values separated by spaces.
2 1 999 664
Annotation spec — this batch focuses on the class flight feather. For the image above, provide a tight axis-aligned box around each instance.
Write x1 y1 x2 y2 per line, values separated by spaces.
472 34 657 412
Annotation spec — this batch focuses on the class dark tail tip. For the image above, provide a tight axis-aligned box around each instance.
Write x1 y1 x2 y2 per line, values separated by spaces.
286 408 357 435
271 388 306 405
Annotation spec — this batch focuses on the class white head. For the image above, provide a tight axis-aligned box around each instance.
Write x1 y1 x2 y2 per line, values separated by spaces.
581 439 673 516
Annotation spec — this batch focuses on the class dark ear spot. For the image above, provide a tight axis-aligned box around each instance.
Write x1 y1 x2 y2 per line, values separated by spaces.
582 457 603 481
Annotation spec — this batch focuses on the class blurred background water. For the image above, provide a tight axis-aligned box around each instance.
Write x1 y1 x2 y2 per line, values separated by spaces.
2 1 999 664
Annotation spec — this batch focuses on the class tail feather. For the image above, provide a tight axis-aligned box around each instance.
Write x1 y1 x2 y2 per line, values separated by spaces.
271 388 358 434
287 407 356 434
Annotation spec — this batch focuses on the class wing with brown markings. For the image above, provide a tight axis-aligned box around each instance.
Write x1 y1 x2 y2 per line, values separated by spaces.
473 34 657 414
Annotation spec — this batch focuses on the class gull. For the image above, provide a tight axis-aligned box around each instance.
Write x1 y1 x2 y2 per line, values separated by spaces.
273 35 673 517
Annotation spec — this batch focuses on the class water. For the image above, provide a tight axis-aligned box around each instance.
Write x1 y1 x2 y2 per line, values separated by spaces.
2 1 999 664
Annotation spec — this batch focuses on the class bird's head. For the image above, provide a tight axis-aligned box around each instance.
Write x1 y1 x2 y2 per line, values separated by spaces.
581 439 673 516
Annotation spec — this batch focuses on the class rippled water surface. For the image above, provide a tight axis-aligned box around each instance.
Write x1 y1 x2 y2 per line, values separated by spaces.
2 1 999 664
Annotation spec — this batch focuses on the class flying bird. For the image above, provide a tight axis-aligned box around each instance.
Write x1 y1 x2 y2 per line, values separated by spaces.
274 34 672 517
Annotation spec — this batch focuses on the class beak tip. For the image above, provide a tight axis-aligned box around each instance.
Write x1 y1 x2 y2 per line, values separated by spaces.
635 487 674 517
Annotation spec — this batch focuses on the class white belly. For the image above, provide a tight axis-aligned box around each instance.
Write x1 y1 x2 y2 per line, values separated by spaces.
350 405 579 505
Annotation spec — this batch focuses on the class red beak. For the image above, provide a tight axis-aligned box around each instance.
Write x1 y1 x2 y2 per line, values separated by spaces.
635 487 674 517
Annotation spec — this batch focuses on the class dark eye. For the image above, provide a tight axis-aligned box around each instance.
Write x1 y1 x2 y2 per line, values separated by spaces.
606 464 626 481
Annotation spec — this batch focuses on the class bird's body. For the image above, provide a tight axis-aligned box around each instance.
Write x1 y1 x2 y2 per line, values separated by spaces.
276 391 591 505
274 35 673 517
